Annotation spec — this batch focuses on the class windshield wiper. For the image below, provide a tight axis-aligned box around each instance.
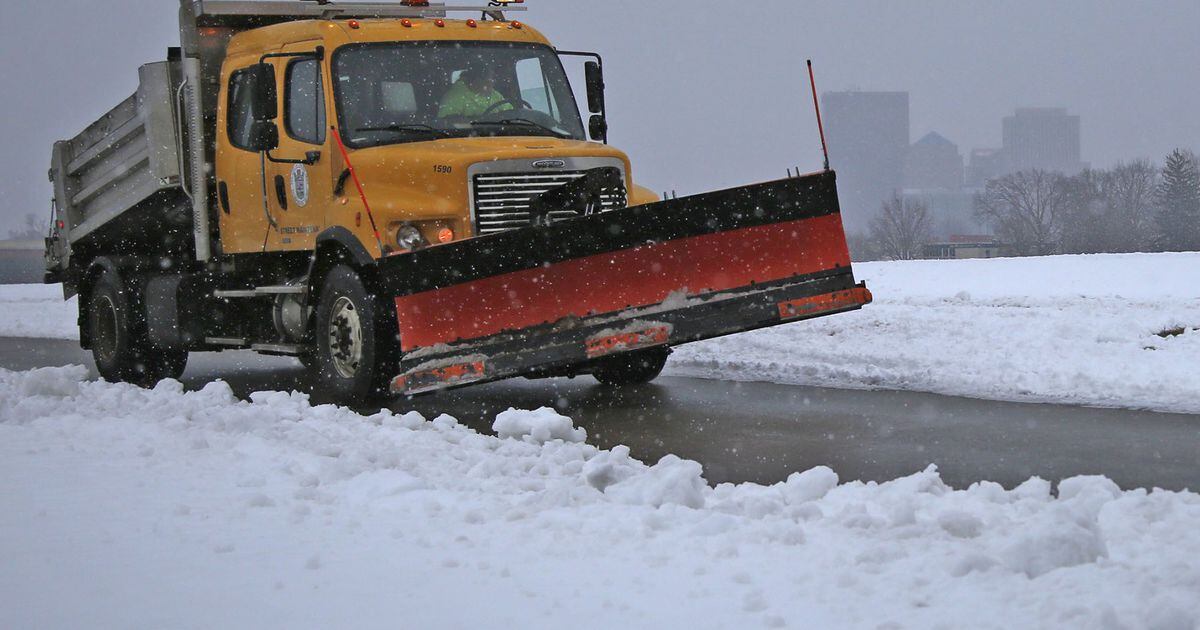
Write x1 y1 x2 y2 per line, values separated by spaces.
470 119 570 139
357 123 452 138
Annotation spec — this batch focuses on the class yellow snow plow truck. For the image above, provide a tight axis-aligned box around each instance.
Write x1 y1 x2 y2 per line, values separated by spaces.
44 0 871 403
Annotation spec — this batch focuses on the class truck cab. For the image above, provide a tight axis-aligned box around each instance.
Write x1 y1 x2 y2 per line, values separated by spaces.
215 15 656 259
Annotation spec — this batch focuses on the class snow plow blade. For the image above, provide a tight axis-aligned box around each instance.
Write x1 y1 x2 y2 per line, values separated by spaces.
378 169 870 395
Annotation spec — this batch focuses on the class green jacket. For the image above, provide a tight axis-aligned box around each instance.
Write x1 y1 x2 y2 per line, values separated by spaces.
437 79 511 118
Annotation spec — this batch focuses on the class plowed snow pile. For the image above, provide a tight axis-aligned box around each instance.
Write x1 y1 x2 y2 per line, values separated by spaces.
670 252 1200 413
3 367 1198 629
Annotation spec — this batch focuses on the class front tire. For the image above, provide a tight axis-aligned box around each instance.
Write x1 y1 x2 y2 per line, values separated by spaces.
591 347 670 386
310 265 398 404
88 271 187 387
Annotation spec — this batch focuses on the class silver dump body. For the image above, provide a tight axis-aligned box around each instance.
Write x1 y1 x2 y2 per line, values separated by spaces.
47 62 191 269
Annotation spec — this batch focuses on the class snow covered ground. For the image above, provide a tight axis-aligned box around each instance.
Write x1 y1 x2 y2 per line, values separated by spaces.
671 253 1200 414
0 284 77 340
2 366 1198 629
3 252 1199 413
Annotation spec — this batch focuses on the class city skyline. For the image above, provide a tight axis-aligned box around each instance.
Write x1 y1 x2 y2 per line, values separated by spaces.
2 1 1198 234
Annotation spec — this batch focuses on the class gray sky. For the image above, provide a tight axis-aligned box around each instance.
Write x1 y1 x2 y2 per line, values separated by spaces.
2 0 1198 233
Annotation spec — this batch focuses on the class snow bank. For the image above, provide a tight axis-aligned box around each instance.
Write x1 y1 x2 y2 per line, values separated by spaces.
2 366 1199 629
0 284 77 340
670 252 1200 413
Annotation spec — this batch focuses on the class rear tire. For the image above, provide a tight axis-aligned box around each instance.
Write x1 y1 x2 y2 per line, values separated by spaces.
310 265 398 405
591 347 670 386
88 271 188 387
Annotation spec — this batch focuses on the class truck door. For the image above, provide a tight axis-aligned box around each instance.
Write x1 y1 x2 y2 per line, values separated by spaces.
216 54 278 254
262 41 333 252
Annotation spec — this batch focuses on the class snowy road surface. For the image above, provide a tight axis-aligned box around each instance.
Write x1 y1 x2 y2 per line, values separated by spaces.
2 336 1199 492
2 363 1199 629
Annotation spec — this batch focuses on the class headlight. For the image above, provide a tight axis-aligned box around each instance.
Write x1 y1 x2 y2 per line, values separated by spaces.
395 223 428 251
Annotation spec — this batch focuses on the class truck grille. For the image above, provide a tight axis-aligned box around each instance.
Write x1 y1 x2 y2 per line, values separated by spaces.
472 171 627 235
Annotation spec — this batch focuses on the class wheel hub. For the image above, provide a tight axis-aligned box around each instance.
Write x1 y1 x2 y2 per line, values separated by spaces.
328 297 363 379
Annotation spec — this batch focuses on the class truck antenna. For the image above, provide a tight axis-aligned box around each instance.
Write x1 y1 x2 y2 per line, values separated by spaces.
806 59 830 172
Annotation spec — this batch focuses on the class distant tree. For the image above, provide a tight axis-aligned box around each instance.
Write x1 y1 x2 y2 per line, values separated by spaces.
1104 160 1159 252
974 170 1069 256
1154 149 1200 251
868 194 932 261
6 213 45 240
845 230 882 262
1057 169 1108 254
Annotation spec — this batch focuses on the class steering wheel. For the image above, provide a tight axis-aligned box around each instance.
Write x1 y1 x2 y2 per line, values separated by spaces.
482 98 534 116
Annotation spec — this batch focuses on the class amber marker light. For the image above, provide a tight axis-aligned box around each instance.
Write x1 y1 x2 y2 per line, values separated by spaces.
438 228 455 244
435 19 446 27
511 21 523 29
347 19 361 29
401 19 413 28
466 19 478 28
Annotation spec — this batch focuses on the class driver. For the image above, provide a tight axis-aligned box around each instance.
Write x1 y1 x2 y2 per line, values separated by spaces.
437 67 512 119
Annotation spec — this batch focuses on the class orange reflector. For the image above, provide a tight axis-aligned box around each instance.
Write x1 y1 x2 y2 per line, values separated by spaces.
586 325 672 359
437 228 455 243
394 361 487 395
777 286 873 321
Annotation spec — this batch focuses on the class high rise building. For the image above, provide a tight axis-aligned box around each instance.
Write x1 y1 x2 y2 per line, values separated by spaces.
966 148 1006 188
1001 108 1086 175
822 91 910 233
904 132 963 191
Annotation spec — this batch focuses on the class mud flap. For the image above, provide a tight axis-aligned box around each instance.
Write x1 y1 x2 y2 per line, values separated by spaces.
378 170 871 395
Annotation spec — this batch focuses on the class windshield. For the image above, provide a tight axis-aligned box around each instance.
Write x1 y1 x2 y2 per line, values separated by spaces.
333 42 587 148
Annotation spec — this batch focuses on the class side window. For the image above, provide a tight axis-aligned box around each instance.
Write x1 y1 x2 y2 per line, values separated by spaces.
286 59 326 145
227 68 259 151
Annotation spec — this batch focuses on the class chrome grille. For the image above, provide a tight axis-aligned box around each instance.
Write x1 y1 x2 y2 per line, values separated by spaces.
472 171 627 235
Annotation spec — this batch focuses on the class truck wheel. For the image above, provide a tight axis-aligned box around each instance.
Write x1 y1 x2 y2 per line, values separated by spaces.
88 272 188 386
591 347 671 386
311 265 398 404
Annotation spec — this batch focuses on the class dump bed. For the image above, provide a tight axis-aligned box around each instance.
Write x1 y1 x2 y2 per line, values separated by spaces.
47 62 191 271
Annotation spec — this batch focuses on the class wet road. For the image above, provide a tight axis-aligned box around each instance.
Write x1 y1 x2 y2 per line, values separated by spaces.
3 336 1198 491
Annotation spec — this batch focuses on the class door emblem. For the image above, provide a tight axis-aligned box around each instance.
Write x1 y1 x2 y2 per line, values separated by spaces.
532 159 566 169
290 164 310 208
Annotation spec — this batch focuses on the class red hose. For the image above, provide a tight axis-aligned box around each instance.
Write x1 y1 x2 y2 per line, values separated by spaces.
332 127 385 253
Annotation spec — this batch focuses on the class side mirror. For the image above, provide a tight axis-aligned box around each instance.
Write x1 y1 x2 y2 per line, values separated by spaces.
247 63 278 122
588 114 608 143
584 61 605 114
247 120 279 153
